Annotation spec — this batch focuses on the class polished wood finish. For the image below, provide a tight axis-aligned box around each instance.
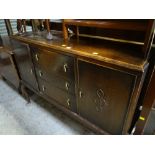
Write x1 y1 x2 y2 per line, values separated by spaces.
10 31 149 134
38 78 76 111
30 46 77 111
10 32 147 71
35 66 75 94
77 60 135 134
63 20 155 59
31 47 75 82
11 40 39 91
64 20 148 31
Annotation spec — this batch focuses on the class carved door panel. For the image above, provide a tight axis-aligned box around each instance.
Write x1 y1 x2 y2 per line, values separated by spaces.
12 40 38 91
78 60 136 134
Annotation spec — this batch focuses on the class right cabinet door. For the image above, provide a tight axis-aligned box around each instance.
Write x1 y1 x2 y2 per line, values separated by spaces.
78 60 136 134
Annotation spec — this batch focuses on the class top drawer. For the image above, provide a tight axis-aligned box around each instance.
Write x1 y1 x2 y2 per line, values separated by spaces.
31 47 75 82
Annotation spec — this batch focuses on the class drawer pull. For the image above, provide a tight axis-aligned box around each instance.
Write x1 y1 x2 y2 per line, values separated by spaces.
65 82 69 90
67 98 70 106
63 63 68 72
79 91 83 98
42 85 46 92
39 70 43 77
35 54 39 61
30 69 33 74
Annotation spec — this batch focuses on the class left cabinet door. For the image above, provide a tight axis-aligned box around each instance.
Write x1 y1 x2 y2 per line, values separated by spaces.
12 40 39 91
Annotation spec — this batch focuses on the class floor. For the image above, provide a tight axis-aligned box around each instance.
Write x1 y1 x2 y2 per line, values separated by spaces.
0 79 94 135
144 109 155 135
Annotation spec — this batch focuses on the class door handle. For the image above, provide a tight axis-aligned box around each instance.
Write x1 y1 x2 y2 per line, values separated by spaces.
65 82 69 90
30 69 33 74
39 70 43 77
67 98 70 107
79 91 83 98
42 85 46 92
35 54 39 61
63 63 68 72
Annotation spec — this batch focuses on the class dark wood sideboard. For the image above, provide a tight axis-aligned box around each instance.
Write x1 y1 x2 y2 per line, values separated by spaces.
0 19 154 134
8 31 149 135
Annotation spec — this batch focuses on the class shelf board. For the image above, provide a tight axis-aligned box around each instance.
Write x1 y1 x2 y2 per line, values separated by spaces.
64 19 148 31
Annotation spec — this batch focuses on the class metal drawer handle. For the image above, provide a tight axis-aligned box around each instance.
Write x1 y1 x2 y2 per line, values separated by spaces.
63 63 68 72
65 82 69 90
42 85 46 92
79 91 83 98
35 54 39 61
67 98 70 106
30 69 33 74
39 70 43 77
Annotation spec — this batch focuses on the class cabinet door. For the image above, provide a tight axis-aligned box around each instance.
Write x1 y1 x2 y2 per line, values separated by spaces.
12 40 38 91
78 60 136 134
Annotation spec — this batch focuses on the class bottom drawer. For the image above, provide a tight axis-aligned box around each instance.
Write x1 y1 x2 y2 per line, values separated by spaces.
38 78 76 111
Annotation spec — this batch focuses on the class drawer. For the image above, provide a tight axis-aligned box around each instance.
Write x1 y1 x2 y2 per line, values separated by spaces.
35 66 75 95
38 78 76 111
31 47 75 82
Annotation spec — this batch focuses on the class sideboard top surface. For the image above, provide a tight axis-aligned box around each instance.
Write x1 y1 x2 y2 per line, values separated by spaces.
10 31 148 72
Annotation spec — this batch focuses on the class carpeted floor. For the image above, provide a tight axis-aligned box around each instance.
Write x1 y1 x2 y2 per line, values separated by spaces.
0 79 94 135
143 109 155 135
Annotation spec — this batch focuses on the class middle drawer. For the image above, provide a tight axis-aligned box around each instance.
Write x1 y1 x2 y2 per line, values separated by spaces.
35 66 75 95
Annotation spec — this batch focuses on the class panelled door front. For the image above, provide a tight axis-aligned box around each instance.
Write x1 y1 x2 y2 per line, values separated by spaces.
12 40 38 90
78 59 136 134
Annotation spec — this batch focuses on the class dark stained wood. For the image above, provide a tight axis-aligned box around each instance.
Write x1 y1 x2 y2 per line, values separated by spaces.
10 31 149 134
0 47 20 89
63 20 155 58
11 40 39 91
21 78 108 134
37 77 76 112
77 59 147 134
77 59 136 134
35 66 75 95
63 20 148 31
30 47 75 82
10 33 147 72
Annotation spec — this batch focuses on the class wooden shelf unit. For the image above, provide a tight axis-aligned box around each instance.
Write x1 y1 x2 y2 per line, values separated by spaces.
63 19 155 58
